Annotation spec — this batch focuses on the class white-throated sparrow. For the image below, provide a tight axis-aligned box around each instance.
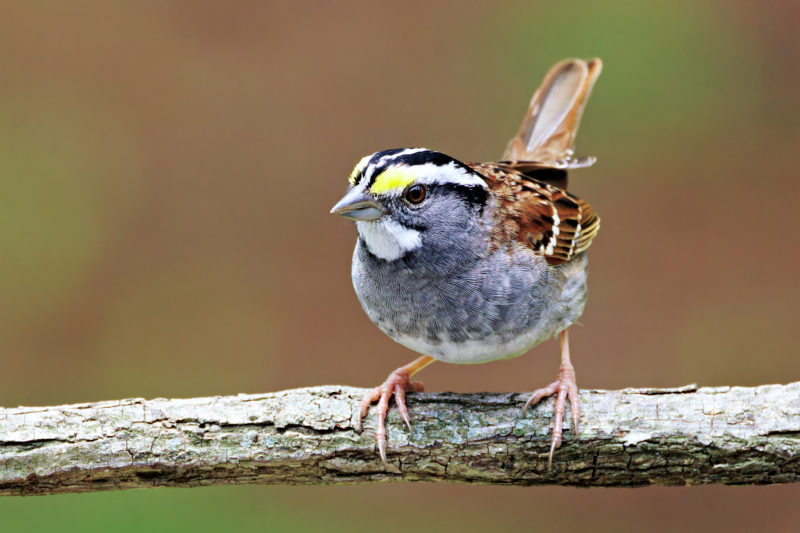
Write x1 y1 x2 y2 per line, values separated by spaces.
331 59 602 470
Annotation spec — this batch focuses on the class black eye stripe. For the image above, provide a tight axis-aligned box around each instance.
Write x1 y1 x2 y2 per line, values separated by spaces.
436 183 488 210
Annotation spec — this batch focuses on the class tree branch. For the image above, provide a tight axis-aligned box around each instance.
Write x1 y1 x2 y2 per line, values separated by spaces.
2 382 799 495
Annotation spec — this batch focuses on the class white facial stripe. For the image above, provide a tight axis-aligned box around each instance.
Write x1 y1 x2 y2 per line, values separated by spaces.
412 161 488 190
357 218 422 261
362 163 377 186
378 148 428 164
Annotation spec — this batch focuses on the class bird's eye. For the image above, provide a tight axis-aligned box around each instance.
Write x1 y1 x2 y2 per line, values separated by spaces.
405 184 427 205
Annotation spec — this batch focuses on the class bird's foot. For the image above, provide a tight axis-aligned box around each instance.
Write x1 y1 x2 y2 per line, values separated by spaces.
524 360 580 469
357 367 425 471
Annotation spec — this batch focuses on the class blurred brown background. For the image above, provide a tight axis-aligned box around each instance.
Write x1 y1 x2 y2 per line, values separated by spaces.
1 1 799 532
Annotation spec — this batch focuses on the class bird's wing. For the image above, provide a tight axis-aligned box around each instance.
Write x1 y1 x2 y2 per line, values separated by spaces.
470 163 599 266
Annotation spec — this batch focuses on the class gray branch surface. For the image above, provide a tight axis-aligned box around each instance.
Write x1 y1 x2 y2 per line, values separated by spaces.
2 382 800 495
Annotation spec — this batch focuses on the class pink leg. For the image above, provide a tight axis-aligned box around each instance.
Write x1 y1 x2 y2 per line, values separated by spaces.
524 329 580 469
357 356 434 470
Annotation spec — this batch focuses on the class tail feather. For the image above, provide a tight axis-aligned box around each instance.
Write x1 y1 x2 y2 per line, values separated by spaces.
503 59 602 165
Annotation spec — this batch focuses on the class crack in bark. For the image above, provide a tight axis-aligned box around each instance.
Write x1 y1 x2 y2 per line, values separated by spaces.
1 383 799 495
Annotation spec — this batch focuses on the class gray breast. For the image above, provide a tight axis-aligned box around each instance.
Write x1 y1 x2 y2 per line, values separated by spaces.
352 238 588 364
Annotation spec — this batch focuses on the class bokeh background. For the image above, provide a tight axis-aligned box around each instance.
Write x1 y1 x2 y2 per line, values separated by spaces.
1 1 799 531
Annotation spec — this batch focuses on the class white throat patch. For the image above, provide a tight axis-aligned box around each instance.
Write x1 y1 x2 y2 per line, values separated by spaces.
357 218 421 261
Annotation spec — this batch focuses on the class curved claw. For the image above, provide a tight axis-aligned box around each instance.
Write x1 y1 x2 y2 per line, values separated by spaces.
523 381 559 416
548 438 559 469
393 384 414 432
378 437 387 466
399 410 412 433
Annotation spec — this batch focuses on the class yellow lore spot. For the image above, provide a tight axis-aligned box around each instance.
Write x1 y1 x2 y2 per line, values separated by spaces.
370 166 417 195
349 155 372 185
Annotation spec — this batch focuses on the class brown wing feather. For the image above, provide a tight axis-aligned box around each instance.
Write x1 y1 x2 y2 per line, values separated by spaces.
470 163 599 265
465 59 602 264
502 58 602 165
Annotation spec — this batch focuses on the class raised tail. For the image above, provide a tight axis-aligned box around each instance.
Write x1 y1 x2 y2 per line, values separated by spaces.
503 58 602 167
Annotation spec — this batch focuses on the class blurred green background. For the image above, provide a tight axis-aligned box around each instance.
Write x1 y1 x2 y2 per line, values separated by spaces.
1 1 799 532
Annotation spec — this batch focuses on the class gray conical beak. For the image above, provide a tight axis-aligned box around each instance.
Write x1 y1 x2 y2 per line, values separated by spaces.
330 189 384 221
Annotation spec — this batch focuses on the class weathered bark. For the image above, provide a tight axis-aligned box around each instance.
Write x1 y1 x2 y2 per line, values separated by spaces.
2 382 799 495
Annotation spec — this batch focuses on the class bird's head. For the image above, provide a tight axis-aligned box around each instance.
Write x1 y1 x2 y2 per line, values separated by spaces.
331 148 489 261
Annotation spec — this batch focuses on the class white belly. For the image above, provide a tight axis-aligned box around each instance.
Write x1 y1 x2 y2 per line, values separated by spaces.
391 326 554 364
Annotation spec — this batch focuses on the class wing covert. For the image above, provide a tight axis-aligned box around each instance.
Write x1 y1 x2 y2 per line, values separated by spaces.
470 164 599 265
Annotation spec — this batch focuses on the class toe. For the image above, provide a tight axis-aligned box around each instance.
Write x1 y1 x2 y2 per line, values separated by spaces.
356 387 381 433
378 436 388 469
568 388 581 438
523 381 559 415
374 390 392 469
393 385 413 432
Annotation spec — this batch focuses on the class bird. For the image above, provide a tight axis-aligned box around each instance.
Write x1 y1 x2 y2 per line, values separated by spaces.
330 58 602 470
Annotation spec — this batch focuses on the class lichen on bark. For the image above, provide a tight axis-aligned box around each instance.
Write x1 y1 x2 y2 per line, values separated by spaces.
1 382 799 495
